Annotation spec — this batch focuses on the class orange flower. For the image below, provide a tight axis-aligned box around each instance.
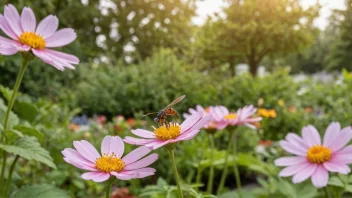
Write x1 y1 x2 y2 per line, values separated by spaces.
127 118 136 127
69 123 79 132
289 106 296 113
258 108 277 118
305 107 312 113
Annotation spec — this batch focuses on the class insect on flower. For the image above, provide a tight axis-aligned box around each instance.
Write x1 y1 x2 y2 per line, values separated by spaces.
143 95 185 127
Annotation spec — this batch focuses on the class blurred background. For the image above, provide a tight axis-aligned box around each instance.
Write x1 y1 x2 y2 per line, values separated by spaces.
1 0 352 197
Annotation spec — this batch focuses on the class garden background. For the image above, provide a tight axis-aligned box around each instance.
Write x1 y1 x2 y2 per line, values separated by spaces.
1 0 352 197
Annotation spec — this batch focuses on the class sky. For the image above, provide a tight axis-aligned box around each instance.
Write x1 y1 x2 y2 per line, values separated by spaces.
193 0 346 30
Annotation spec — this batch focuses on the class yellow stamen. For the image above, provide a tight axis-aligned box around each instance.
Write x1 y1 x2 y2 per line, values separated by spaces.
224 113 237 120
307 145 332 164
19 32 46 49
95 154 124 173
154 123 181 141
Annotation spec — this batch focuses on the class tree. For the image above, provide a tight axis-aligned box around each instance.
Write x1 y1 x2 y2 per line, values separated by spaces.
199 0 319 76
326 0 352 71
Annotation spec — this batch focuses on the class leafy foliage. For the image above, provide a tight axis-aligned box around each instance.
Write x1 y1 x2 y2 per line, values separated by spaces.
10 184 69 198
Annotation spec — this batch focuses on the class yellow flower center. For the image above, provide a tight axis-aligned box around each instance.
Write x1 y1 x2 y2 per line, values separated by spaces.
95 154 125 173
154 123 181 141
307 145 332 164
19 32 46 49
225 113 237 120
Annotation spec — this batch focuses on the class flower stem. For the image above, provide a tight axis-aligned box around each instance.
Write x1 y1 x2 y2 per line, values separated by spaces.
0 55 29 195
207 133 215 194
323 187 332 198
216 130 235 195
4 155 19 196
167 148 183 198
232 132 242 198
105 177 114 198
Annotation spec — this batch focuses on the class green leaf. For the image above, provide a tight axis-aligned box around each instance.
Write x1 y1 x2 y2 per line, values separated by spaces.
13 101 39 123
13 125 44 142
0 85 11 101
7 129 24 143
10 184 69 198
0 136 56 169
328 176 344 188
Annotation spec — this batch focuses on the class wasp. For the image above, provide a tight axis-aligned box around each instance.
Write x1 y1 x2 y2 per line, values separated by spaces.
143 95 185 126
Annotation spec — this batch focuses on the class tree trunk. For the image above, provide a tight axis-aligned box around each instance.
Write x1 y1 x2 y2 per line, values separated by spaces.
248 57 258 76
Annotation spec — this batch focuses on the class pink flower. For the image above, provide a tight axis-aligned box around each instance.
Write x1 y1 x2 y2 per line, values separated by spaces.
124 112 211 150
0 4 79 70
214 105 262 129
183 105 220 131
275 122 352 188
62 136 158 182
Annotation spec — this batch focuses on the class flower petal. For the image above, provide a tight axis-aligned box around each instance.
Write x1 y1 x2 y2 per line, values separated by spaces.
43 49 79 64
323 122 340 147
36 15 59 38
124 153 158 170
328 126 352 152
64 158 97 171
81 172 110 182
32 49 64 71
292 164 317 184
285 133 309 152
323 162 351 174
124 136 156 146
45 28 77 47
181 112 202 133
21 7 36 32
274 156 307 167
122 146 151 164
279 140 306 156
279 162 310 177
73 140 100 163
62 148 94 168
32 49 78 70
302 125 321 147
0 14 18 40
111 171 137 180
311 165 329 188
0 43 18 55
131 129 155 138
4 4 23 37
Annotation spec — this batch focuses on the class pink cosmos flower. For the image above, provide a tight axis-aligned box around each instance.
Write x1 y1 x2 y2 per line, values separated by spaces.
214 105 262 129
0 4 79 70
62 136 158 182
275 122 352 188
124 112 211 150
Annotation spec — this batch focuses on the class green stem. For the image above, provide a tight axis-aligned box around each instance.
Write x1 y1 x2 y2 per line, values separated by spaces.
167 149 183 198
207 134 215 194
105 177 113 198
4 155 19 196
323 187 332 198
0 55 29 195
216 130 235 195
195 166 203 191
232 132 242 198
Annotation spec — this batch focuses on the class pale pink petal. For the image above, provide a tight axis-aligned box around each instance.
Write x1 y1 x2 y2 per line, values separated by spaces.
196 105 205 113
4 5 23 36
311 165 329 188
81 172 110 182
124 136 156 146
279 162 310 177
183 113 191 119
36 15 59 38
189 108 197 115
335 145 352 155
176 129 200 141
0 44 18 55
43 49 79 64
32 49 64 71
180 113 202 133
21 7 36 32
122 146 151 164
132 167 156 178
279 140 306 156
285 133 309 153
111 171 137 180
244 123 256 129
292 164 317 183
302 125 321 146
0 14 18 40
274 156 307 166
147 140 172 150
328 126 352 152
323 122 340 147
62 148 95 168
73 140 100 163
323 162 351 174
64 158 97 171
101 136 112 155
182 114 211 134
45 28 77 47
131 129 155 138
110 136 124 157
124 153 158 170
331 153 352 164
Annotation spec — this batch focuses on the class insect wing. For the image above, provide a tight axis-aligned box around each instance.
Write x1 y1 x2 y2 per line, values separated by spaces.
166 95 185 108
143 112 158 117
